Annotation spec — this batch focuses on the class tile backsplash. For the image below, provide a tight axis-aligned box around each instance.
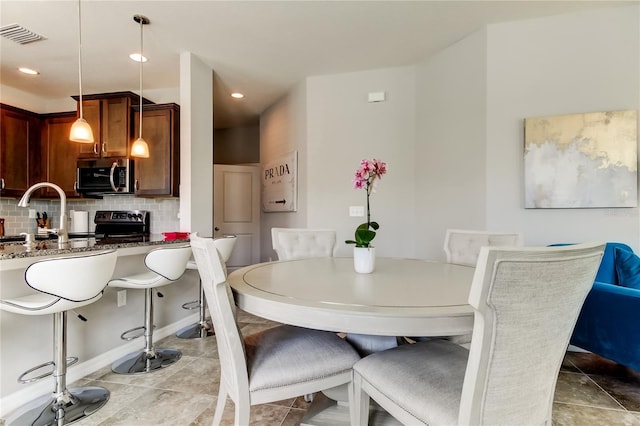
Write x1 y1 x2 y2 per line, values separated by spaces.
0 196 180 236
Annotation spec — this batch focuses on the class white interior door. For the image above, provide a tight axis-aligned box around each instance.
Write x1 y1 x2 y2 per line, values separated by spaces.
213 164 261 269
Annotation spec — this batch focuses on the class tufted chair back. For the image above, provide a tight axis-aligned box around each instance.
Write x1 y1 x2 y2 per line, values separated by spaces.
271 228 336 260
444 229 523 267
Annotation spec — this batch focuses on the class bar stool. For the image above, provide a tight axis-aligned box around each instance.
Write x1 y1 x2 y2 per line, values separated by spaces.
0 250 118 426
108 244 191 374
177 235 236 339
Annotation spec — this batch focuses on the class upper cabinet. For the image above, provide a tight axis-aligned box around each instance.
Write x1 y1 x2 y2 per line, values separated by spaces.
73 92 152 159
1 94 179 200
132 103 180 197
0 104 40 197
39 112 81 197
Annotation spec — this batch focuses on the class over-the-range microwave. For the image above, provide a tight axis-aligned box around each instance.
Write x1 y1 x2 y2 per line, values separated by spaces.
76 159 134 195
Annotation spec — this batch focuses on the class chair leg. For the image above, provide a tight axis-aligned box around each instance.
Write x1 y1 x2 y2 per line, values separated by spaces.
235 399 250 426
176 279 215 339
353 372 370 426
213 382 228 426
112 289 182 374
9 312 110 425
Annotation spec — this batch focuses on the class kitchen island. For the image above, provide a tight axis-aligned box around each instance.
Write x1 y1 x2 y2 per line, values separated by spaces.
0 234 188 265
0 236 199 420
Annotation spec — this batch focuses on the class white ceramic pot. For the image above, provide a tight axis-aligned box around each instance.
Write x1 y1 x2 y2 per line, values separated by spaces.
353 246 376 274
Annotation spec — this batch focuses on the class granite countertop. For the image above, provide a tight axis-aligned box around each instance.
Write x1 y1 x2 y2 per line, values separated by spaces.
0 235 190 260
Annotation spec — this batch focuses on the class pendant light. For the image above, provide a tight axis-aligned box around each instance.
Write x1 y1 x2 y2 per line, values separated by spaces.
69 0 94 143
130 14 150 158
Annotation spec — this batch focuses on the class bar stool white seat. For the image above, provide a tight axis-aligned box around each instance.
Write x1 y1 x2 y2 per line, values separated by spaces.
108 244 191 374
1 250 118 426
177 235 236 339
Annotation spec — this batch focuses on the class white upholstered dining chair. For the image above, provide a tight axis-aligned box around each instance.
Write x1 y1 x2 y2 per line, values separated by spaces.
444 228 524 267
189 233 360 425
408 229 525 346
271 227 336 260
352 242 604 425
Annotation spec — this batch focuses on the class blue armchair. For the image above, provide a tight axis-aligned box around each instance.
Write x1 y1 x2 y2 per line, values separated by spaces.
569 242 640 371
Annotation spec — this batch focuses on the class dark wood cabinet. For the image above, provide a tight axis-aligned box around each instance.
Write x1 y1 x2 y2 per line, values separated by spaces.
39 112 80 197
1 94 177 200
74 92 151 159
132 103 180 197
0 104 40 197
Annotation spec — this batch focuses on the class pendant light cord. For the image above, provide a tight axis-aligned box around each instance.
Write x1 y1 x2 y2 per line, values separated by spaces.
77 0 84 119
139 17 143 139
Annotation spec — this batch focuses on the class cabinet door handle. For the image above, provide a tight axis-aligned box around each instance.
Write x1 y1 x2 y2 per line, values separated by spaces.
73 181 78 192
135 179 139 191
93 143 98 154
0 178 4 190
102 143 106 154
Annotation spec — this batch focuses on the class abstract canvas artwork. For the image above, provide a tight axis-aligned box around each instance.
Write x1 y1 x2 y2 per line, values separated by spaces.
524 110 637 208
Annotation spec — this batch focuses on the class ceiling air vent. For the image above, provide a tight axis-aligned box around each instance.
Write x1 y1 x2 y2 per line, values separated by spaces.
0 23 46 44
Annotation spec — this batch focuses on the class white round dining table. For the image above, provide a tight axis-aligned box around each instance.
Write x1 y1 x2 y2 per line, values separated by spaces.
228 257 475 338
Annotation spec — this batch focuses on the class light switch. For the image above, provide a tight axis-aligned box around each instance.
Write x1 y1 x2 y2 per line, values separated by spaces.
367 91 386 103
349 206 365 217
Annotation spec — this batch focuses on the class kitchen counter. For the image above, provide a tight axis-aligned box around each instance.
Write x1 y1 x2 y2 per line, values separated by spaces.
0 234 190 266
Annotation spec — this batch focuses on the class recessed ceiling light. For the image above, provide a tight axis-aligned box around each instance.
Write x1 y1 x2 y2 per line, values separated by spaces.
18 67 39 75
129 53 148 62
231 92 244 99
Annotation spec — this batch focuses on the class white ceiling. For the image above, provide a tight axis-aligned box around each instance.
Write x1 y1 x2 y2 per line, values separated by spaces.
0 0 634 128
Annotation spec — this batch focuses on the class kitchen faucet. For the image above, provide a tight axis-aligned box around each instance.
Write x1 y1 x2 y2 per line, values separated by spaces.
18 182 68 246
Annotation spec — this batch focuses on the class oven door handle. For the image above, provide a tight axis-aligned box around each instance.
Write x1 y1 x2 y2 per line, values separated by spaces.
109 162 120 192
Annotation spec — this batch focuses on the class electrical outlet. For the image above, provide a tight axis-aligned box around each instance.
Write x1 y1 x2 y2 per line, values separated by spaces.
29 209 37 219
117 290 127 307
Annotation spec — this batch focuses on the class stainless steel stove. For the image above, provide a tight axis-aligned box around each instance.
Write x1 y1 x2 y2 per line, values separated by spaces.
94 210 150 243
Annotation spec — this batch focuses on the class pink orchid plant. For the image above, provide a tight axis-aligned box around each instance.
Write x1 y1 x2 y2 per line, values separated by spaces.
345 158 388 248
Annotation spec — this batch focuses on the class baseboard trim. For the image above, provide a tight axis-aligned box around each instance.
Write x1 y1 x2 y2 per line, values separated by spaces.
0 313 199 419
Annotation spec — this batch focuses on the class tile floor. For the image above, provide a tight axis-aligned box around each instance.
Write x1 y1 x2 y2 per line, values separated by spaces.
7 310 640 425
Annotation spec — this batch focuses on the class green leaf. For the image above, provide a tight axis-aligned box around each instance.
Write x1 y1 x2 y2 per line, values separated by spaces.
347 220 381 248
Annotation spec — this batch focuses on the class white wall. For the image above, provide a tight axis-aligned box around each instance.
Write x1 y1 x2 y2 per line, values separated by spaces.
485 5 640 249
415 29 488 261
260 4 640 259
259 81 308 261
260 67 416 260
306 67 417 258
179 52 213 236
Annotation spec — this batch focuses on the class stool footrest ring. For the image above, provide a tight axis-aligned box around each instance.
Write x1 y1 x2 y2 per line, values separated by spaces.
18 357 79 384
181 300 200 310
120 325 155 341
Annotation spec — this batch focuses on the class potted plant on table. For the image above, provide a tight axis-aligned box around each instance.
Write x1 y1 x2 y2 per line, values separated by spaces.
345 158 387 273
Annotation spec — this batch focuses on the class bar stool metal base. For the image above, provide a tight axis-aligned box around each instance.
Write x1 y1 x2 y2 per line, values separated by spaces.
177 278 214 339
176 321 214 339
8 386 109 426
111 348 182 375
